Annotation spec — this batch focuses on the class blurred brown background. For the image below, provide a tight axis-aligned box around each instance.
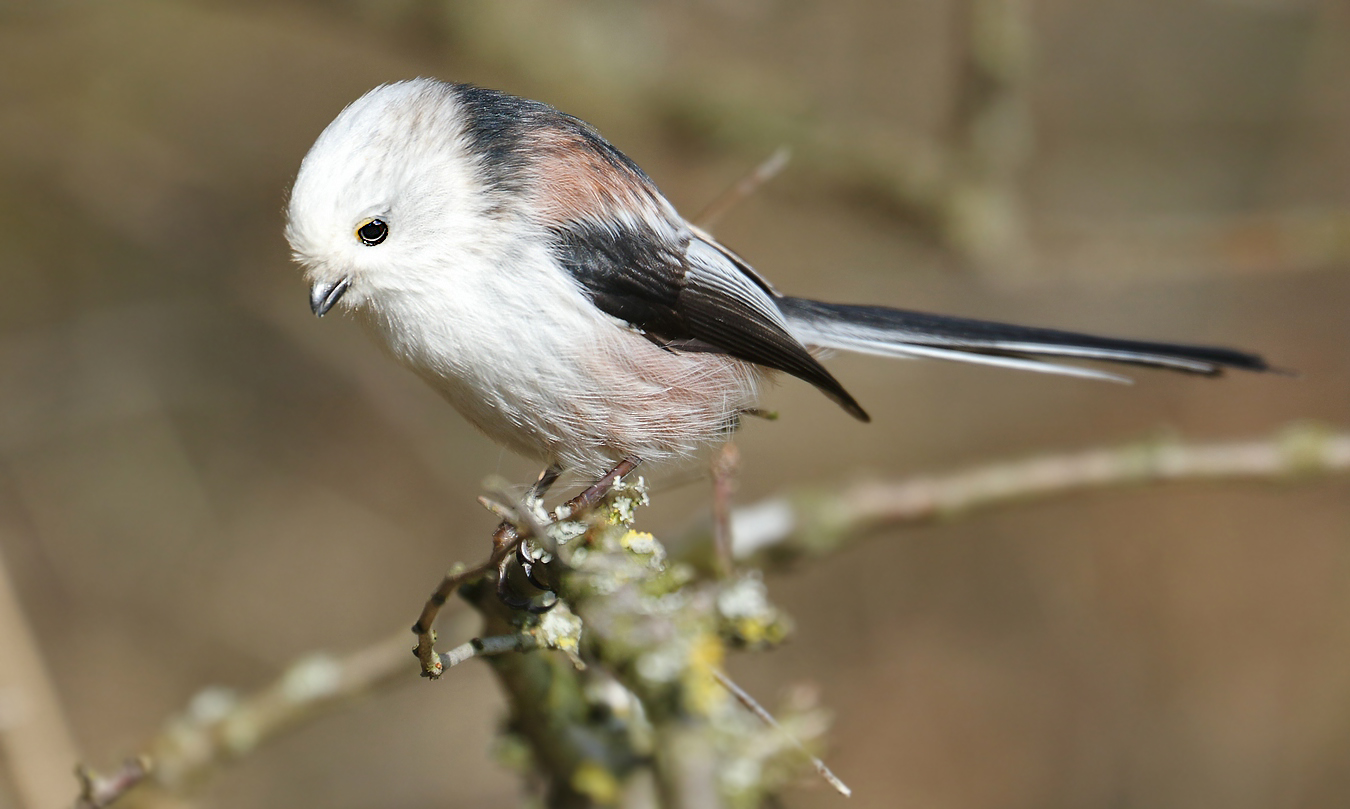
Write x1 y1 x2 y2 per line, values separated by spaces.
1 1 1348 807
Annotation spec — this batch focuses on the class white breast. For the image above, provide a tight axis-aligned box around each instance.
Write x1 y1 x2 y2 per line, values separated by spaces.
360 239 767 475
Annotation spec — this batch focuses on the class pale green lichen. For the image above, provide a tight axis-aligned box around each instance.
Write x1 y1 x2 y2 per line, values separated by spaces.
524 602 585 668
606 475 650 524
715 573 794 649
619 529 667 570
547 517 589 547
279 653 343 701
571 759 621 804
491 731 535 775
1278 421 1337 476
488 470 832 807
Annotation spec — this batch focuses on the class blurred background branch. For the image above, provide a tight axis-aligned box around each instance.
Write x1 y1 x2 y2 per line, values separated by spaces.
434 0 1350 281
942 0 1034 272
0 542 82 809
713 423 1350 568
71 630 420 809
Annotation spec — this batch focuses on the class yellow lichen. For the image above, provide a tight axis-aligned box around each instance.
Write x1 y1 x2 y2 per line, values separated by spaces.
619 530 655 550
732 617 767 646
571 759 621 805
682 632 728 716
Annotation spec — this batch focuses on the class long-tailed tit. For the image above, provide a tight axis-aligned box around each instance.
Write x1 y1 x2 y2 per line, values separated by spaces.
286 79 1271 483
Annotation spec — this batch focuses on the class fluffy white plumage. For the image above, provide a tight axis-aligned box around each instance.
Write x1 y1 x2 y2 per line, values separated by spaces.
286 80 765 474
286 79 1269 478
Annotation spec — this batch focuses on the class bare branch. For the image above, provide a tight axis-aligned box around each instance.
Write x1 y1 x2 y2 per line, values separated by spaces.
725 424 1350 564
70 628 438 809
73 758 151 809
67 628 559 808
411 552 509 679
712 669 851 798
144 632 415 793
438 634 538 671
693 147 792 230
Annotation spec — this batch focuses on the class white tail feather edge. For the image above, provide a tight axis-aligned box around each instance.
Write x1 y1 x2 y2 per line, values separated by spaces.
789 323 1136 384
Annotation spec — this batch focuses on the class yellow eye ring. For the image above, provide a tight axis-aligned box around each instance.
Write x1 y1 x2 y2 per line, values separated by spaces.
356 218 388 246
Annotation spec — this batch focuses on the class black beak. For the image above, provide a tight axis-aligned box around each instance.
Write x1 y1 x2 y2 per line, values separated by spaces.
310 278 351 317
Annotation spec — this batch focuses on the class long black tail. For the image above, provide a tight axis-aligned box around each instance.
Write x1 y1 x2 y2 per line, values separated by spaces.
779 297 1273 383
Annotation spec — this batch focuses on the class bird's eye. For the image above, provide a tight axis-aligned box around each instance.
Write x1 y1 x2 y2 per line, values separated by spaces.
356 218 388 246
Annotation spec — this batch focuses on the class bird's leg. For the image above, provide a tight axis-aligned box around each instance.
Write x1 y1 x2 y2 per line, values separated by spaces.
555 456 642 520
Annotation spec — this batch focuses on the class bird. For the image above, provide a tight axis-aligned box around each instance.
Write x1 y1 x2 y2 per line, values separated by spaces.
285 78 1271 492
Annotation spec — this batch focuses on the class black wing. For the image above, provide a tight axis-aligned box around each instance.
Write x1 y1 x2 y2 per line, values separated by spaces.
549 220 871 422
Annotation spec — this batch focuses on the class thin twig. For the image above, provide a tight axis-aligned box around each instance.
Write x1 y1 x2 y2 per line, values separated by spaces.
438 634 538 671
411 552 508 679
693 147 792 230
711 669 851 798
73 758 152 809
710 442 740 579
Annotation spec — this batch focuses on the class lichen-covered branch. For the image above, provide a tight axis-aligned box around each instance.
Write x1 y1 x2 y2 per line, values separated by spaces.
72 477 831 809
414 458 639 679
69 423 1349 808
461 479 829 809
